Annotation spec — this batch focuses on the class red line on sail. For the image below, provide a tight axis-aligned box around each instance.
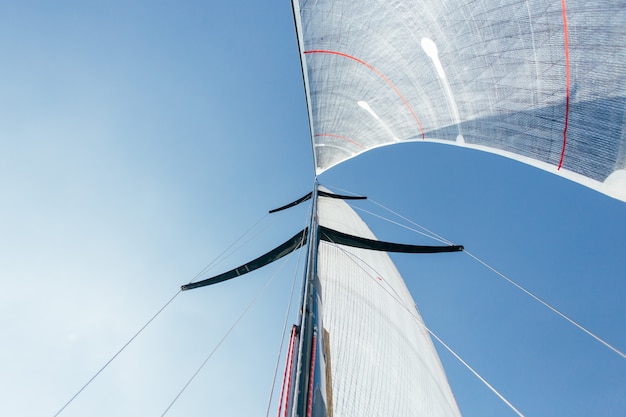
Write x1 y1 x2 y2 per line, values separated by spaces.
558 0 571 170
314 133 365 149
304 49 425 139
306 333 317 417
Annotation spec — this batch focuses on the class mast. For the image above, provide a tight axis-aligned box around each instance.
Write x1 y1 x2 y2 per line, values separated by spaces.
289 179 328 417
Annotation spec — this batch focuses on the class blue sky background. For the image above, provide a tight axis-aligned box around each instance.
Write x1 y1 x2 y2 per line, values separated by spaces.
1 1 624 416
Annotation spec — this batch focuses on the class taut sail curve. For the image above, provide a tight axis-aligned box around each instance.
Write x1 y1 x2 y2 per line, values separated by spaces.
293 0 626 201
316 194 462 417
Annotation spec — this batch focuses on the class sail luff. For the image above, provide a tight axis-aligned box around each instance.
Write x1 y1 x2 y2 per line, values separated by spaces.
290 0 318 177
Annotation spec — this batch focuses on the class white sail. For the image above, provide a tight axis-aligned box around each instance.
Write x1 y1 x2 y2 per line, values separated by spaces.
317 193 461 416
4 2 625 417
293 0 626 201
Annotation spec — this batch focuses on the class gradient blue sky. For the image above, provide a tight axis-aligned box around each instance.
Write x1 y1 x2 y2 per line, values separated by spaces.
1 2 625 416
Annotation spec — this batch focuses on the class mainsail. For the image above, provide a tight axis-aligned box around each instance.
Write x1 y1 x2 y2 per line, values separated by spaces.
315 192 462 416
292 0 626 201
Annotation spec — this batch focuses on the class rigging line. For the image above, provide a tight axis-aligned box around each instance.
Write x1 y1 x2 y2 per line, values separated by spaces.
188 212 269 283
426 328 525 417
323 239 407 304
323 183 453 245
201 214 286 277
323 239 524 416
161 255 294 417
352 205 451 245
339 187 626 360
265 224 308 417
367 198 454 245
465 250 626 360
53 290 182 417
337 185 626 360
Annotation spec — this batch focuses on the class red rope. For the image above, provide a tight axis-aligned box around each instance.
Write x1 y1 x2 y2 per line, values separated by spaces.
277 326 297 417
306 333 317 417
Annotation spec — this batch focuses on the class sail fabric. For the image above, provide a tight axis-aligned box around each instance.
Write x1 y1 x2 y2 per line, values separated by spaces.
316 195 461 417
293 0 626 201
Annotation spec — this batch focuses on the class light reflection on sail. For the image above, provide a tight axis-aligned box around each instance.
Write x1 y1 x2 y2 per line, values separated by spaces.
294 0 626 201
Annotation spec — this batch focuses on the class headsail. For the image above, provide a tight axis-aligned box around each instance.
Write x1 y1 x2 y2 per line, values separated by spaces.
292 0 626 201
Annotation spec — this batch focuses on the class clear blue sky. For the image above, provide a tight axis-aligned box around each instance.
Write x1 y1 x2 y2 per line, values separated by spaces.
0 1 624 416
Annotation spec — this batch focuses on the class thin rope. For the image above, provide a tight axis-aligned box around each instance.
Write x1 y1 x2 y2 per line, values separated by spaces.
322 183 453 245
426 328 525 417
336 186 626 361
320 237 406 303
367 198 454 245
322 239 525 416
276 326 297 417
189 213 269 283
161 255 294 416
352 205 451 245
465 250 626 360
321 183 361 197
265 226 308 417
53 290 182 417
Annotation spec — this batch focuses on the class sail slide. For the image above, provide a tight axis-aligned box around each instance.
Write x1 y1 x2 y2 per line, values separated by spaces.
292 0 626 201
316 194 462 416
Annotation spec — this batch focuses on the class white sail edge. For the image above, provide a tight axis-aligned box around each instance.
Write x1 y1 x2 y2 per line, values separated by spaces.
315 140 626 203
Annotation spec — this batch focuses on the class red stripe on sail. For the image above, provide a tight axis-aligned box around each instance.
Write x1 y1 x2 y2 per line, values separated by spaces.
558 0 571 170
304 49 425 139
314 133 365 149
